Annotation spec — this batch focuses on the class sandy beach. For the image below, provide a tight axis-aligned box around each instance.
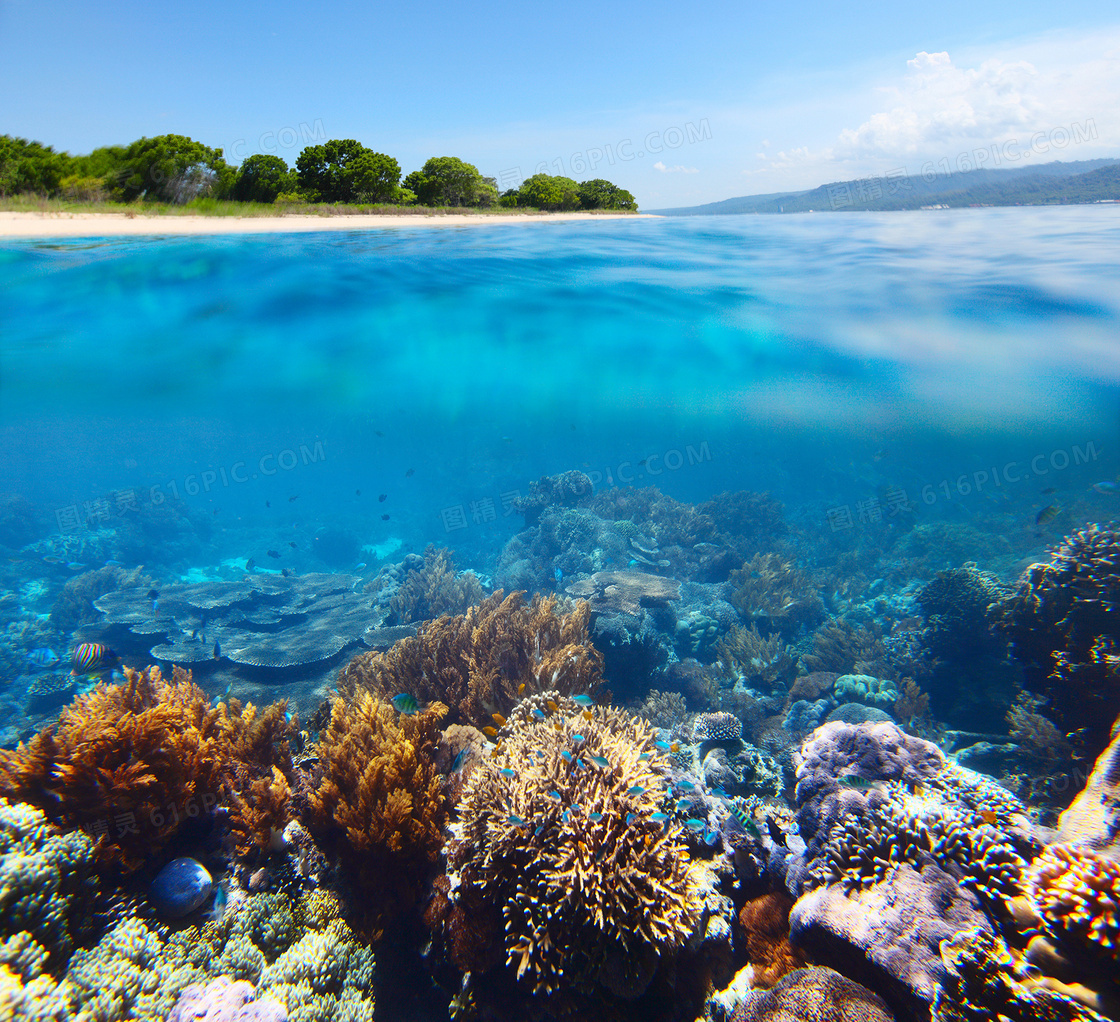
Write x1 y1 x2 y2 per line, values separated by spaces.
0 210 654 238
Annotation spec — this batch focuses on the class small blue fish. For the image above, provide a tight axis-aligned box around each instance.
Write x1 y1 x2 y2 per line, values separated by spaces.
638 753 652 762
676 798 693 813
535 824 545 837
711 786 728 799
354 562 368 570
653 741 670 751
676 780 696 791
589 756 610 769
554 567 563 582
705 828 721 846
508 814 527 826
391 692 419 714
26 648 59 669
451 748 472 774
500 768 516 779
572 694 594 707
66 562 86 571
626 813 637 825
546 790 562 802
684 818 706 832
532 708 546 720
571 733 585 743
627 785 647 796
560 750 573 763
588 812 604 822
561 809 571 823
103 559 123 567
650 812 670 824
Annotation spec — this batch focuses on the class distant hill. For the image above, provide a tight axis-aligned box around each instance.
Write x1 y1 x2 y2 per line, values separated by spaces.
650 159 1120 215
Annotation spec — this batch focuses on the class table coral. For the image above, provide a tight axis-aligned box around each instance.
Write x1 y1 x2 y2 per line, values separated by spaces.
446 704 702 1004
299 692 448 933
337 590 606 731
564 568 681 617
0 666 297 874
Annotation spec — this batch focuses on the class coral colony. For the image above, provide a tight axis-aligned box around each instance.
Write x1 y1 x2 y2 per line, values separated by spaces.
0 478 1119 1022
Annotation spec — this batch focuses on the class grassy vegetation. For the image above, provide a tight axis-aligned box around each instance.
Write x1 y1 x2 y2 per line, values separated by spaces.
0 194 639 218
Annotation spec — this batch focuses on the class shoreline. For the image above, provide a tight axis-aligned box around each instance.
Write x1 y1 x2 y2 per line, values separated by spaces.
0 210 656 238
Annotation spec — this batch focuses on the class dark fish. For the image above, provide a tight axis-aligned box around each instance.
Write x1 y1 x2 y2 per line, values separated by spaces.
1040 487 1057 495
1036 504 1060 527
381 514 390 521
267 550 281 558
72 642 114 674
375 430 384 437
213 640 221 660
149 857 214 918
246 558 256 571
147 589 160 601
281 568 291 577
379 493 387 502
288 495 298 502
289 541 297 548
355 489 361 496
405 468 414 477
766 815 787 847
392 692 419 714
451 747 472 773
265 501 270 508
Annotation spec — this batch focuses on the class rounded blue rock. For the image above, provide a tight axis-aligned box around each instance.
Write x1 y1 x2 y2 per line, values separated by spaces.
150 857 214 918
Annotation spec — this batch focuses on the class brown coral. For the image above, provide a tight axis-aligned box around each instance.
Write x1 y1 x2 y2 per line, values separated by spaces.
717 623 798 693
338 590 606 731
0 665 296 875
299 692 449 934
737 890 810 989
1007 691 1072 761
564 569 681 617
1028 845 1120 960
801 620 890 676
385 544 487 625
729 554 824 638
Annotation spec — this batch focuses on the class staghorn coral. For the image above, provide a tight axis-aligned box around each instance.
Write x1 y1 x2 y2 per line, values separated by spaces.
801 620 890 677
0 666 297 874
728 554 824 638
1028 845 1120 961
717 623 798 693
337 590 606 731
384 545 487 625
636 688 689 730
993 524 1120 763
446 704 702 1004
299 693 448 933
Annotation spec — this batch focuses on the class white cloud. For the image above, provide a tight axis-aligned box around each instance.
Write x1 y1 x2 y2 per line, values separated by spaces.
653 160 699 173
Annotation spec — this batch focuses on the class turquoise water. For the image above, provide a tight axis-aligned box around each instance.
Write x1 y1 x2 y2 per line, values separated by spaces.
2 208 1118 566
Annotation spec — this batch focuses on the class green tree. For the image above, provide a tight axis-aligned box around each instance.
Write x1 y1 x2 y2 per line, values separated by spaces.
414 157 482 206
232 154 294 203
0 136 72 196
578 178 637 211
115 134 230 203
518 173 581 211
295 139 399 203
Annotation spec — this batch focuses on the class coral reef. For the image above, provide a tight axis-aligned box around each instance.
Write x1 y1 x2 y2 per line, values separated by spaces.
833 674 899 709
0 666 296 874
50 564 153 633
383 545 487 625
1006 691 1072 761
994 525 1120 762
735 891 809 989
299 692 448 933
801 621 890 677
1028 845 1120 961
512 470 595 525
167 976 287 1022
565 569 681 617
444 703 702 1007
730 967 896 1022
94 573 375 669
728 554 824 639
337 591 606 731
636 688 689 730
1057 715 1120 853
692 711 744 743
717 624 799 693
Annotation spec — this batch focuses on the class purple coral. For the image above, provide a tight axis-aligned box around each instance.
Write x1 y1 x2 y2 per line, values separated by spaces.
167 976 287 1022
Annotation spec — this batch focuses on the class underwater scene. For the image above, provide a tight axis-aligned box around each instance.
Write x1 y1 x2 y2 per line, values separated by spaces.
1 207 1120 1022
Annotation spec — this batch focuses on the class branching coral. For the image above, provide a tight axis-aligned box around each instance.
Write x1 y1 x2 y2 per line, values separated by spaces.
1007 691 1073 762
385 544 487 625
994 524 1120 762
736 891 809 989
636 688 689 730
447 704 702 1002
1028 845 1120 960
717 624 798 693
299 693 448 933
729 554 824 638
0 666 297 874
801 621 890 676
337 591 606 731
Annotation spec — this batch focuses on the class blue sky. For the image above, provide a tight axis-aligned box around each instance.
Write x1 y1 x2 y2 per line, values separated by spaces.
2 0 1117 206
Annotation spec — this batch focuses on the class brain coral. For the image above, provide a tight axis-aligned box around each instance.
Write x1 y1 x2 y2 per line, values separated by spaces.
447 703 702 1002
730 966 895 1022
833 674 899 709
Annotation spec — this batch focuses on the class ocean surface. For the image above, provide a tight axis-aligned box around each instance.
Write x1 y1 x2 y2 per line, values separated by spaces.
1 206 1119 1020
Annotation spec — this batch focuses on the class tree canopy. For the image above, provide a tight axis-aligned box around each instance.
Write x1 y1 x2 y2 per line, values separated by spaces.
518 173 582 211
296 140 400 203
0 136 71 196
577 178 638 211
406 157 498 207
232 154 294 203
115 134 232 203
